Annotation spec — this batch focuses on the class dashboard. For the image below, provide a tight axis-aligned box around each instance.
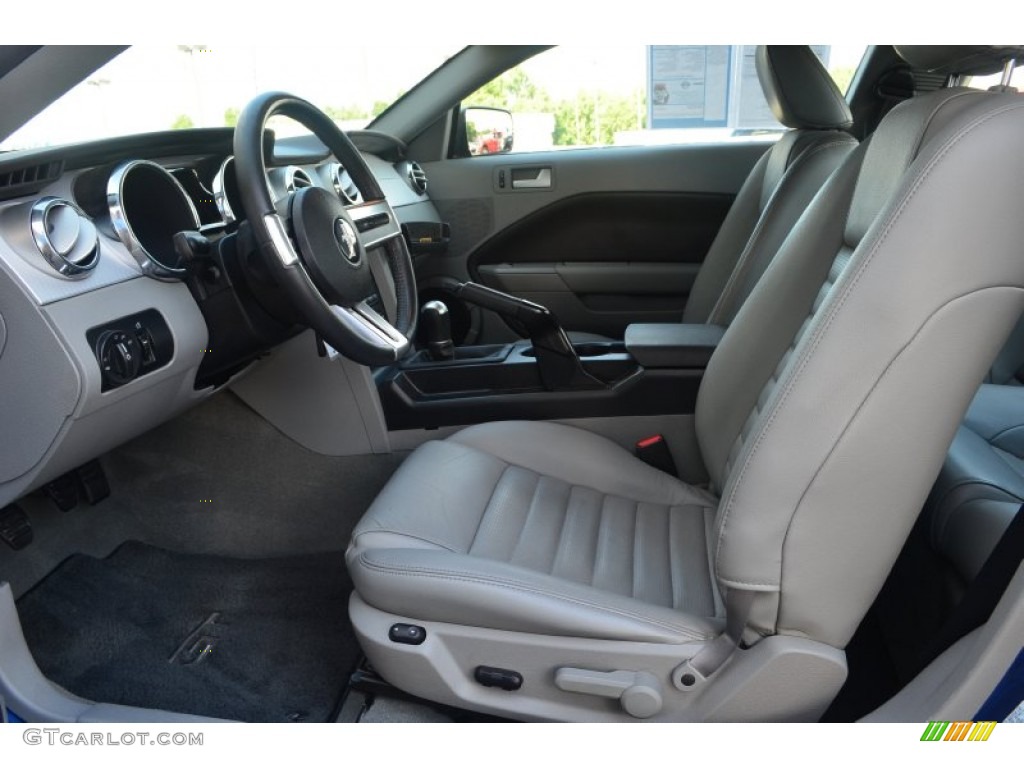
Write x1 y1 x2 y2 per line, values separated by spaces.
0 126 441 508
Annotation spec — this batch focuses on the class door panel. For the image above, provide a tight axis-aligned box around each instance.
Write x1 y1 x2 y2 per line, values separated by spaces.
472 192 726 337
479 261 699 338
418 142 770 342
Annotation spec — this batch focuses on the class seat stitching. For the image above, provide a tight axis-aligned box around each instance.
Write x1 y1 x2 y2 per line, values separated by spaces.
468 462 513 554
665 505 679 611
630 499 640 600
777 288 1024 612
550 485 578 578
590 491 610 588
508 469 543 565
714 102 1024 585
358 555 714 640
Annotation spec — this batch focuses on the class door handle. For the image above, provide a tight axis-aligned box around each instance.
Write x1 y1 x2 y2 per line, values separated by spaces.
511 167 552 189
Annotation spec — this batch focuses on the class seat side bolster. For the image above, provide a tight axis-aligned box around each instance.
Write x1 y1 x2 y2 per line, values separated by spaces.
348 547 721 644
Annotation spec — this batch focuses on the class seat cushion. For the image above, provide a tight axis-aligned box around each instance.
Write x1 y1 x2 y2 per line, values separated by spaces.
347 421 723 643
928 384 1024 580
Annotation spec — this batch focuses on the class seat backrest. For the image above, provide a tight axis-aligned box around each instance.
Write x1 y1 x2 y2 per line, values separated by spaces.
695 47 1024 649
683 46 857 325
987 310 1024 384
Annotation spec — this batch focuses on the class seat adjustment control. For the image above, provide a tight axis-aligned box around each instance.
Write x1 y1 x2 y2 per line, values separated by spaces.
554 667 663 718
474 665 523 691
388 623 426 645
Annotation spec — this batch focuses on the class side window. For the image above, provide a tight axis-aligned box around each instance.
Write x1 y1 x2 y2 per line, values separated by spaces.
966 69 1017 90
463 45 865 155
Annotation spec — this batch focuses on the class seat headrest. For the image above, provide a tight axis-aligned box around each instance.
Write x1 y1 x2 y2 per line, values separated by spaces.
755 45 853 131
894 46 1024 76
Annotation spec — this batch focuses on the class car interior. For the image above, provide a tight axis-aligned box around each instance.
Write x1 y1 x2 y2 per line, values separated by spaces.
0 44 1022 725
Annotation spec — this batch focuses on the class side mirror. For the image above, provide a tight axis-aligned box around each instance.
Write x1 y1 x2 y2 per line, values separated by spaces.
463 107 514 156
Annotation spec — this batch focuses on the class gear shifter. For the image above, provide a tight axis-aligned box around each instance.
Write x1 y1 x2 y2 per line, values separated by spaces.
421 300 455 361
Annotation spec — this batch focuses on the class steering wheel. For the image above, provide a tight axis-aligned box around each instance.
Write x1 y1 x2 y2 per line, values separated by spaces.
233 92 417 366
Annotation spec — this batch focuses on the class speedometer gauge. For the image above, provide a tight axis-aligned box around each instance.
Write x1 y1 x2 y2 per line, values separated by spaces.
107 160 200 280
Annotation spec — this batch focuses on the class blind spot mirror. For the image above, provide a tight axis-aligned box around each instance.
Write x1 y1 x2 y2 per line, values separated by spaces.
465 107 514 155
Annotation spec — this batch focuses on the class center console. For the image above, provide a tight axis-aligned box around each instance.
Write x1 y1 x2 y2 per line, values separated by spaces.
375 283 724 431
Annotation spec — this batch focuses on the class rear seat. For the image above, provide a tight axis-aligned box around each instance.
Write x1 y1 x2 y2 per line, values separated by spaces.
927 326 1024 582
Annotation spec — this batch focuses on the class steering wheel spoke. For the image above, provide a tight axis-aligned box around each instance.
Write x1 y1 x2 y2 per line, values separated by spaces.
234 92 417 366
330 300 408 357
348 200 404 251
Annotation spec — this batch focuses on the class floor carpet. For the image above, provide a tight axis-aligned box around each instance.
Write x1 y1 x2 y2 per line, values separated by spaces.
17 541 357 722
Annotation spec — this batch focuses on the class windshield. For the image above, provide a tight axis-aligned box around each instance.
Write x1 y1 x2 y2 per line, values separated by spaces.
0 45 458 151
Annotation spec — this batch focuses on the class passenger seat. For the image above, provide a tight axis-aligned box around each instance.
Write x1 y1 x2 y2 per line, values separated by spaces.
682 45 858 326
571 46 858 342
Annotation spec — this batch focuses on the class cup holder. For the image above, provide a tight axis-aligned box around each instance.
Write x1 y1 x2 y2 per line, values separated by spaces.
521 342 626 358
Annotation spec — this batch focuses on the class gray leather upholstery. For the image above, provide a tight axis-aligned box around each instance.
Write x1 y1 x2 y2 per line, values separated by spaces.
895 46 1024 76
927 385 1024 581
349 421 722 643
756 45 853 130
700 86 1024 644
569 46 857 342
349 54 1024 718
681 46 857 326
683 125 857 326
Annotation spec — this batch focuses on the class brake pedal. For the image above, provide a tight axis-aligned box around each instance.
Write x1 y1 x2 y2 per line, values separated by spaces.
0 505 32 550
44 473 79 511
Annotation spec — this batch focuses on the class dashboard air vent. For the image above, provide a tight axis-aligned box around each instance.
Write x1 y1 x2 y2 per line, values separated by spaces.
0 160 64 201
284 166 314 194
407 161 428 195
30 197 100 279
331 163 362 205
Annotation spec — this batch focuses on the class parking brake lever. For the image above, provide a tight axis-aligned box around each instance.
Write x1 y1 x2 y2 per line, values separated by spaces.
454 282 603 391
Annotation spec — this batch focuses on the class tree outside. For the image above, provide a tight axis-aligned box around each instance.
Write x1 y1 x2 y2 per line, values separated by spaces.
466 68 645 149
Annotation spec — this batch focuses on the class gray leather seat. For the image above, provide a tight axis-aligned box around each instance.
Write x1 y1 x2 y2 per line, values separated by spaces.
928 384 1024 582
681 45 857 326
571 45 857 344
348 46 1024 722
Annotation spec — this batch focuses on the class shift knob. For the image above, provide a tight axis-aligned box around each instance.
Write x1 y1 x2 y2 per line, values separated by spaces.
421 300 455 361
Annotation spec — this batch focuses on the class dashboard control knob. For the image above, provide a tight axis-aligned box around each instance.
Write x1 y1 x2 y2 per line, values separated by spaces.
96 330 141 386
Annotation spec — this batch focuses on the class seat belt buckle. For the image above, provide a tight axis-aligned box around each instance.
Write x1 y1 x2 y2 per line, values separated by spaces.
635 434 678 476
